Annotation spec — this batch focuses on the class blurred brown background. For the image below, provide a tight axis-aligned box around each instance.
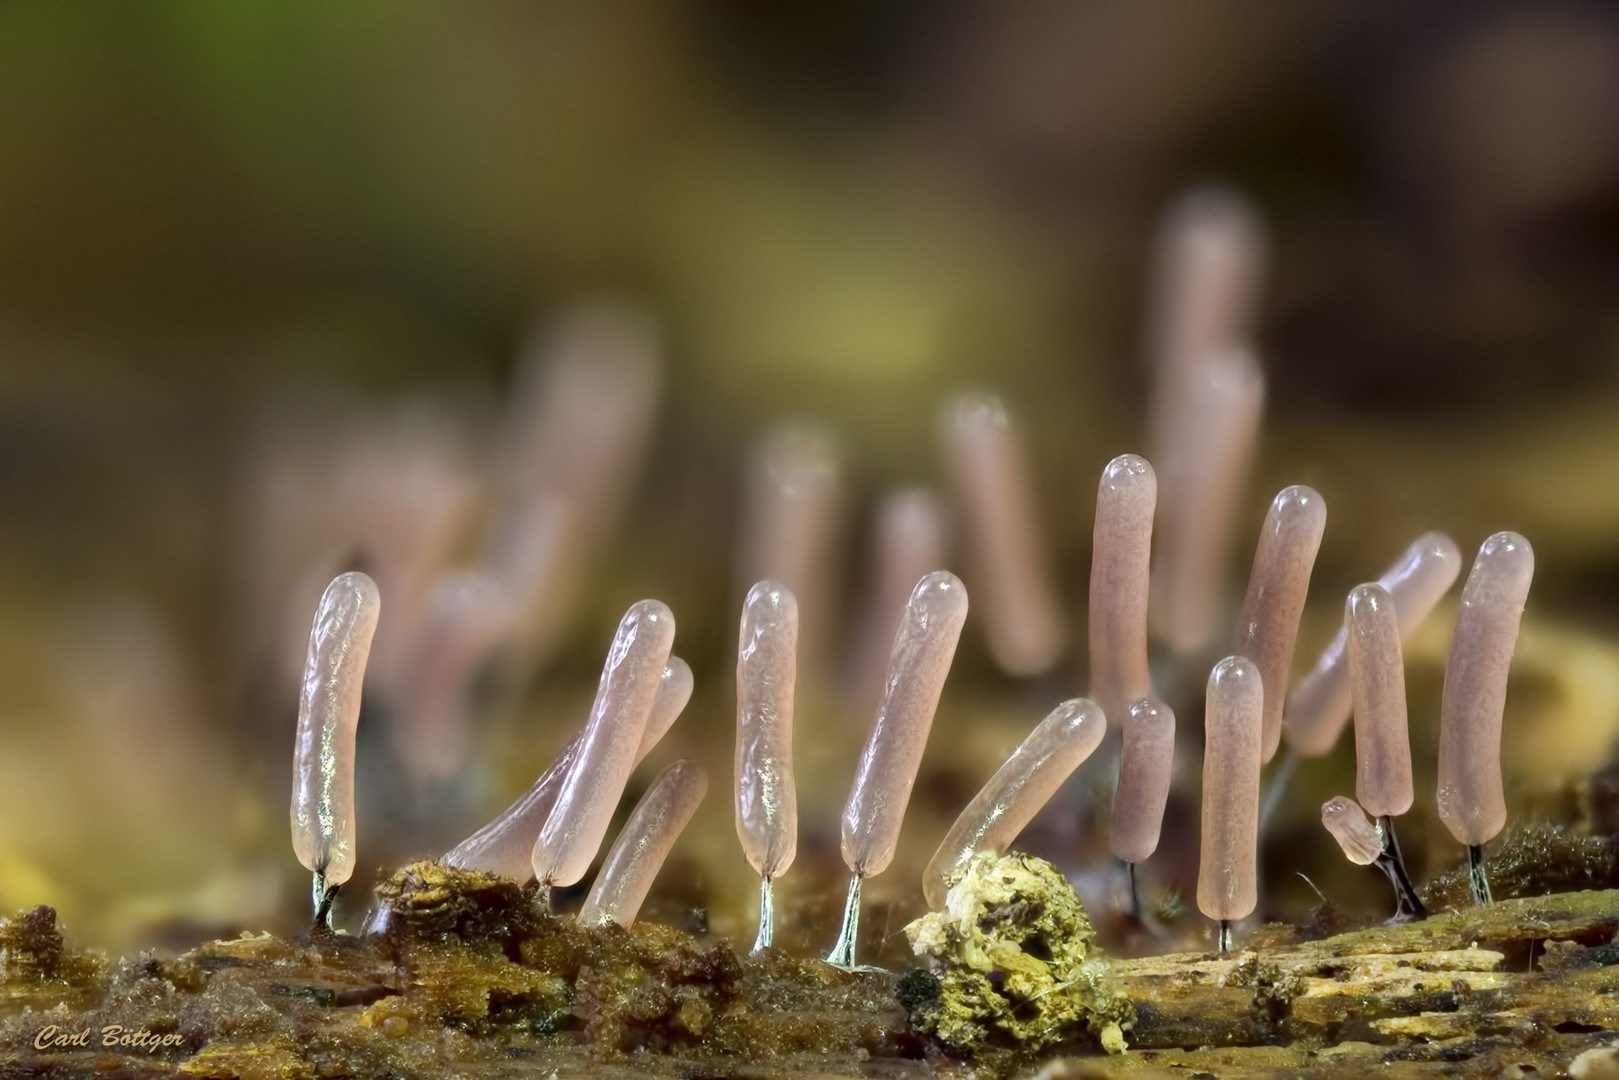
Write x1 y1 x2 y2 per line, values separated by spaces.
3 2 1619 950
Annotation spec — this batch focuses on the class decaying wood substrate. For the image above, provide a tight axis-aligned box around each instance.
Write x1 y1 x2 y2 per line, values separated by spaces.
0 858 1616 1078
1098 889 1619 1076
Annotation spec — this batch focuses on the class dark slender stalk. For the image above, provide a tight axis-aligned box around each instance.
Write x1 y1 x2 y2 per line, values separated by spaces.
1373 816 1427 922
825 874 863 969
1467 844 1492 905
752 876 775 955
312 873 340 932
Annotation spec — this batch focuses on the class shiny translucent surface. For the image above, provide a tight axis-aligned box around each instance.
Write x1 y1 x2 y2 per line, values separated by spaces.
577 760 707 928
1088 455 1157 722
735 581 799 880
445 657 691 880
1197 656 1263 922
1111 697 1176 864
1320 796 1381 866
290 572 382 887
923 698 1106 908
1438 532 1534 846
1233 485 1326 763
1347 584 1412 817
1285 532 1462 757
1150 349 1265 656
842 571 969 877
530 601 677 887
849 489 948 706
939 395 1065 676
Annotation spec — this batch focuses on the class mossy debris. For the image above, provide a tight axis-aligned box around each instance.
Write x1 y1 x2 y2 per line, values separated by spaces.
6 863 1619 1077
902 851 1133 1055
0 863 912 1079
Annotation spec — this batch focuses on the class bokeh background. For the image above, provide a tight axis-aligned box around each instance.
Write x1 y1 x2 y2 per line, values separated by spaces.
3 2 1619 953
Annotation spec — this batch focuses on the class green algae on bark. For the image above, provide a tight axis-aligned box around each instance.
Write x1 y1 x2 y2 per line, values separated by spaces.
0 862 918 1079
3 861 1619 1078
902 852 1132 1056
1418 822 1616 910
1096 886 1619 1076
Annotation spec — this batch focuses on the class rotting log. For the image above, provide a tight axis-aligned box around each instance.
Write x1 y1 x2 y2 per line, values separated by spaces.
0 863 1615 1079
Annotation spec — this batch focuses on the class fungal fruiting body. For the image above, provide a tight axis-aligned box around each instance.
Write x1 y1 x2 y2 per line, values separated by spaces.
442 657 692 880
1345 582 1426 918
1145 190 1268 486
1143 191 1267 662
1088 455 1157 723
939 394 1066 676
735 581 799 953
501 302 661 520
498 304 660 575
1438 531 1534 903
1285 531 1463 758
1320 794 1426 921
1198 655 1263 951
737 424 842 672
530 600 677 897
488 303 660 665
388 571 514 785
1346 584 1412 818
1110 697 1176 917
324 418 478 697
830 570 968 967
1320 796 1381 866
291 571 382 926
576 759 708 928
1144 188 1268 428
841 571 971 878
848 488 948 707
1233 485 1327 763
922 697 1106 909
478 494 574 674
1149 348 1266 657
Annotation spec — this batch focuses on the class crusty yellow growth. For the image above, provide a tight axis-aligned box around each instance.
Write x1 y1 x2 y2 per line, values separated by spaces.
179 1041 313 1080
903 851 1132 1054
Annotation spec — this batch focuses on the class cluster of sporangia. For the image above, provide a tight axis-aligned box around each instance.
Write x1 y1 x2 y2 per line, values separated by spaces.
288 188 1533 965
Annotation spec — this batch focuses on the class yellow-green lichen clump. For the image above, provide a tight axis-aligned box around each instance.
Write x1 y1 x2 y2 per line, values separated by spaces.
902 851 1132 1056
